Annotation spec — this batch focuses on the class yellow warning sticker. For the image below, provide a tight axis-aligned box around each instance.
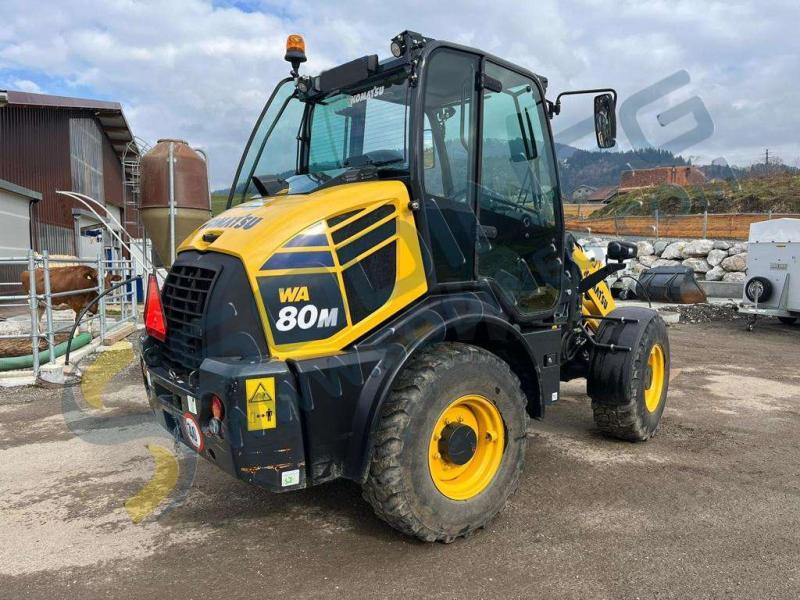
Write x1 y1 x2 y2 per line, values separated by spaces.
245 377 277 431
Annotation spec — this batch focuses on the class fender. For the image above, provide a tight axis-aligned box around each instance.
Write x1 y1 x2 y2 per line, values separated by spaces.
341 291 546 482
587 306 664 401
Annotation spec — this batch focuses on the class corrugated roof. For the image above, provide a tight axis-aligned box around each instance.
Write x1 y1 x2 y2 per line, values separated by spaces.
0 89 138 159
585 185 618 202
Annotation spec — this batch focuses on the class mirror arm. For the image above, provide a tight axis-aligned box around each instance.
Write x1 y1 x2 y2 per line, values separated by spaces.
548 87 618 118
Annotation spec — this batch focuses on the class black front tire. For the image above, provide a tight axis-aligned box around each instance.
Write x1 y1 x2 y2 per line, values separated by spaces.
362 343 528 543
588 309 670 441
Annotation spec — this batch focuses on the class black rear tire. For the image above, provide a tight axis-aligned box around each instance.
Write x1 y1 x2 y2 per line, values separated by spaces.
362 343 528 543
588 309 670 441
778 316 797 325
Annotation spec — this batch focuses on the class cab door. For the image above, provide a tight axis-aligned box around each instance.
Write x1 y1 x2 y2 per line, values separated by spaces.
477 61 563 317
418 48 481 284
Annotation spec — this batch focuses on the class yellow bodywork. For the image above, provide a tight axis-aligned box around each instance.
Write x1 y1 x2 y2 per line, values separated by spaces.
179 181 428 360
572 244 616 330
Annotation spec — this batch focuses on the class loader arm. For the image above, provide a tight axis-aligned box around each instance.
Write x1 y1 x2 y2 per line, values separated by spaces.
571 244 616 330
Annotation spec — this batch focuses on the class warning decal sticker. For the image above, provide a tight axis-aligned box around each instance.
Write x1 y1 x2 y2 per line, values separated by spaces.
245 377 277 431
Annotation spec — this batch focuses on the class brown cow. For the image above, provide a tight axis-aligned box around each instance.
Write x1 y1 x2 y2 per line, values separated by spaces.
20 265 123 325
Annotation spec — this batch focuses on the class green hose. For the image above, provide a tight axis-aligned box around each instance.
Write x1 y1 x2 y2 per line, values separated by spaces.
0 332 93 372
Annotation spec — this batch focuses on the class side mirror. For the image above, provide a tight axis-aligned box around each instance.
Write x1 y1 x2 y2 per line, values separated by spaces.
594 93 617 149
607 240 637 262
423 129 436 170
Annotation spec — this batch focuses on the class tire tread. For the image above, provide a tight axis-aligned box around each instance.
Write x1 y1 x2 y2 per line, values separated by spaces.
590 315 668 441
362 343 527 542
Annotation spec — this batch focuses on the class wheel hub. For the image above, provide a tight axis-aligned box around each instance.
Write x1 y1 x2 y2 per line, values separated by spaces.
438 423 478 465
644 344 665 413
428 394 506 501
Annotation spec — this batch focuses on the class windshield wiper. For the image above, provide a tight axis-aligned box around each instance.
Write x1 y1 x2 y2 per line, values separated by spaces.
309 151 406 193
313 165 380 192
252 175 289 196
344 149 405 168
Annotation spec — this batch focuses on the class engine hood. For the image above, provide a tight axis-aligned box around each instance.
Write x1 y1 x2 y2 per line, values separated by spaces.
179 180 408 264
176 179 428 360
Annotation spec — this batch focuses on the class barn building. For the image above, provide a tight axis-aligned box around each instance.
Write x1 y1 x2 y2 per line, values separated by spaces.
0 89 140 263
619 165 706 192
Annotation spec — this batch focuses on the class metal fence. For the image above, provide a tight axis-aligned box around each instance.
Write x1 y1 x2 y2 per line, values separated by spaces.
0 250 138 376
565 212 800 240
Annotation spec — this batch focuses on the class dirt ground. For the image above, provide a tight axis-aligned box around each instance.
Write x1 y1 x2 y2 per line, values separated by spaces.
1 319 799 599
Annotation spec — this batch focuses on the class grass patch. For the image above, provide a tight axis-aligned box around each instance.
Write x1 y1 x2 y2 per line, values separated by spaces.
211 192 230 216
595 174 800 217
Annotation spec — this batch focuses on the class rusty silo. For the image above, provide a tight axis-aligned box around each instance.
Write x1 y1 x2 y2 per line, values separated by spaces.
140 139 211 267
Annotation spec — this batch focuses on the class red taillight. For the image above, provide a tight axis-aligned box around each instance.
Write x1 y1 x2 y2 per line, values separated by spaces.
211 395 224 420
144 274 167 342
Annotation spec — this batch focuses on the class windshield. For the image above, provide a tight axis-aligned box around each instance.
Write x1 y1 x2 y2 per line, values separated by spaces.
229 68 410 205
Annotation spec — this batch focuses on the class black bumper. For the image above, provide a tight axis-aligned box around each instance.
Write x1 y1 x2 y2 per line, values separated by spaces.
143 354 307 493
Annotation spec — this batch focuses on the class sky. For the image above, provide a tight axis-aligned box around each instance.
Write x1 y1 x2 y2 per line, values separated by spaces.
1 0 798 188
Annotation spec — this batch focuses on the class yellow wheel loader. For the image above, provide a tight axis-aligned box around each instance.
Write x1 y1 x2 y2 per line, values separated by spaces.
140 31 670 542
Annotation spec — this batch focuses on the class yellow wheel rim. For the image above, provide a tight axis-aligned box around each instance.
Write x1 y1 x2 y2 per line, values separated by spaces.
644 344 666 413
428 394 505 501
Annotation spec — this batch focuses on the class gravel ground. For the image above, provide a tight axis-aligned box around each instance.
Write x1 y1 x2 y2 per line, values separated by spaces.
659 302 745 323
1 318 799 599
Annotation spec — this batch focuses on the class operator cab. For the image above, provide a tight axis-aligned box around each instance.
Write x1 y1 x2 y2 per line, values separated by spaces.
226 30 617 328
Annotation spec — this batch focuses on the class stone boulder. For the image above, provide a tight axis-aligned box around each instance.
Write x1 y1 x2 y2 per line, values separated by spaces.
653 258 681 268
682 239 714 257
722 271 746 283
721 253 747 272
636 240 655 256
638 254 659 268
682 257 711 273
653 240 670 255
629 261 648 275
706 248 727 267
661 241 687 260
728 242 748 255
705 266 725 281
713 240 732 251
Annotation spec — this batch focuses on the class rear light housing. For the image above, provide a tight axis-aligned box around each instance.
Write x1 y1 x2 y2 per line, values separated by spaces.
211 394 224 420
208 394 224 436
144 274 167 342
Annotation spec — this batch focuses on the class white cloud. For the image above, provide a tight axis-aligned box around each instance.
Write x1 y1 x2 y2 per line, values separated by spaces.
10 79 42 93
0 0 798 187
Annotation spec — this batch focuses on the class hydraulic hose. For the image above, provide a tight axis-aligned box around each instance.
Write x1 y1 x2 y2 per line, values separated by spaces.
64 276 141 366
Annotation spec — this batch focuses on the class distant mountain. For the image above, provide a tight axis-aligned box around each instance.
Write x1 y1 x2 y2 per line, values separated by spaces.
698 161 799 181
554 142 579 161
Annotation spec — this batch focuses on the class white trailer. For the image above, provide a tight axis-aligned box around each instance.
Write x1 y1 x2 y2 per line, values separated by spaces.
739 218 800 329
